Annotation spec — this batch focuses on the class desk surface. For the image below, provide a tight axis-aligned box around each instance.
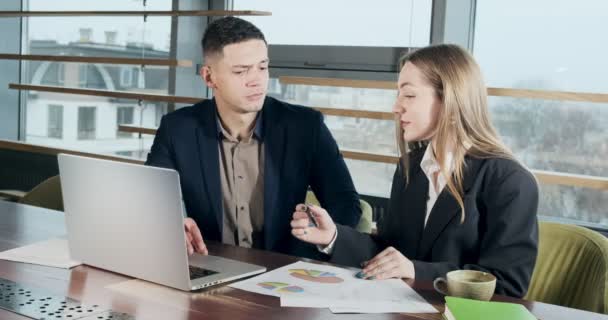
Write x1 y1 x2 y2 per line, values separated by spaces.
0 200 605 320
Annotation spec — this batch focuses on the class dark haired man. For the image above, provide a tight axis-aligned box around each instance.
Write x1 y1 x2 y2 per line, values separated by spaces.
146 17 361 259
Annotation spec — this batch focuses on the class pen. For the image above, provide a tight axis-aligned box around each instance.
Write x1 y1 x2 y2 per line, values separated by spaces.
303 203 318 227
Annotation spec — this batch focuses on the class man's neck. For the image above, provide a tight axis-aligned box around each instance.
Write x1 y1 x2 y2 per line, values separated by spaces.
216 103 258 140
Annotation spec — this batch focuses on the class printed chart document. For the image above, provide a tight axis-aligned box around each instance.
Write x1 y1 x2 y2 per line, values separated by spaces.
0 238 81 269
229 261 437 314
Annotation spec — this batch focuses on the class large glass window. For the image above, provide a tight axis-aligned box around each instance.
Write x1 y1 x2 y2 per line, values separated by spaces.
234 0 431 47
474 0 608 228
268 78 398 197
22 0 171 156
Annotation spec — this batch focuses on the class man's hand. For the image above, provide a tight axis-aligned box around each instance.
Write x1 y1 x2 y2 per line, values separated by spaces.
184 218 208 255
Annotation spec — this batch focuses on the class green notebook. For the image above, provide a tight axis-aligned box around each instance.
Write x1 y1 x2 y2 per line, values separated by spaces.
444 296 537 320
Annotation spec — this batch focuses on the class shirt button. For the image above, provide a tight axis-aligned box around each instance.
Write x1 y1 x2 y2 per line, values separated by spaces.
238 175 243 179
240 206 245 210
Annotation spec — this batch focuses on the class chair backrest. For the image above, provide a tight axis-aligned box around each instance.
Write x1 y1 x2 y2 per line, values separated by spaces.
305 190 373 234
19 175 63 211
525 221 608 314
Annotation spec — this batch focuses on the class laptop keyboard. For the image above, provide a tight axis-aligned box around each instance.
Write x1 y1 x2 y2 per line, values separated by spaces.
189 265 219 280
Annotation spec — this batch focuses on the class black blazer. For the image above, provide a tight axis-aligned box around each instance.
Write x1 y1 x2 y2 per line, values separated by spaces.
330 150 539 298
146 97 361 259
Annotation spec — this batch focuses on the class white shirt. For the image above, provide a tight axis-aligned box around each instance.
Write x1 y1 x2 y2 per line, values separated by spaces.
419 144 454 228
319 144 455 255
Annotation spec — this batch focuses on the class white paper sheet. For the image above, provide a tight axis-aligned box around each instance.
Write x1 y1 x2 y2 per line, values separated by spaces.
0 238 81 269
329 303 434 314
229 261 437 314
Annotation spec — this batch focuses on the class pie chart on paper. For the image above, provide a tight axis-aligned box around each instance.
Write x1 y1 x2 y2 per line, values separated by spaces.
288 269 344 283
257 282 304 293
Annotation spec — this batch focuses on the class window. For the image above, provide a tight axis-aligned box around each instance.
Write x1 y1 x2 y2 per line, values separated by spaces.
268 77 398 197
38 63 64 86
235 0 432 73
57 63 65 85
77 107 97 140
474 0 608 228
234 0 431 47
78 64 88 86
120 67 134 87
116 106 134 138
47 105 63 139
22 0 172 156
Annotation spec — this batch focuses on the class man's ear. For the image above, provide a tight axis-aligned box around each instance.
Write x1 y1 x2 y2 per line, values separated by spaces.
201 65 216 89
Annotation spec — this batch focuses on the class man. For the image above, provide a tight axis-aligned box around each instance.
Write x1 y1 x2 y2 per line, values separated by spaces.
146 17 361 259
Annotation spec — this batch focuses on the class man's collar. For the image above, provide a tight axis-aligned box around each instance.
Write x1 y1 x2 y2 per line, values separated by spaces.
215 109 264 142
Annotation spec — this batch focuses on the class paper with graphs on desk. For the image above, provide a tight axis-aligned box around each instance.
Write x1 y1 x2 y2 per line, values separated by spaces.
229 261 437 314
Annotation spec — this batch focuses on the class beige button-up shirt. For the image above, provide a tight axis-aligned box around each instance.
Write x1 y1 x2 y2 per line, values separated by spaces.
217 116 265 249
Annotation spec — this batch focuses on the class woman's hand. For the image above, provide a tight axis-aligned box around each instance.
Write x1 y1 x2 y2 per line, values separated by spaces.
358 246 415 280
290 204 336 246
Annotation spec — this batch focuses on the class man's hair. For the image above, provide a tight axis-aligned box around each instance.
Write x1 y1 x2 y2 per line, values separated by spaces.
201 17 266 60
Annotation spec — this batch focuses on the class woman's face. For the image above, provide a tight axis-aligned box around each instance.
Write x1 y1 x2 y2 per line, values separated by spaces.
392 62 442 142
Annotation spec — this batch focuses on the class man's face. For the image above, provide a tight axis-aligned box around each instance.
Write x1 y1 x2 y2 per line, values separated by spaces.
202 39 269 114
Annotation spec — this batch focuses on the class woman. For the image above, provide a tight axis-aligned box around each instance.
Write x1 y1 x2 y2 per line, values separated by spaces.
290 44 539 298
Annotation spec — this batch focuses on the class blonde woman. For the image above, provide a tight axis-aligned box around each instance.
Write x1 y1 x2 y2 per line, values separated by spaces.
290 44 539 298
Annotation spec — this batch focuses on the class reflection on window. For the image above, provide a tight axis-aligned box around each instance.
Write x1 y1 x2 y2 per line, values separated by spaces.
47 105 63 139
116 106 134 138
77 107 96 140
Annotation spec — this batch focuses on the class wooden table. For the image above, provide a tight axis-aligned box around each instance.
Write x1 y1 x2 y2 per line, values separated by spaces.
0 200 606 320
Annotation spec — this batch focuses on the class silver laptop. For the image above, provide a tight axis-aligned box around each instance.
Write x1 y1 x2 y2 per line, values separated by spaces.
58 153 266 291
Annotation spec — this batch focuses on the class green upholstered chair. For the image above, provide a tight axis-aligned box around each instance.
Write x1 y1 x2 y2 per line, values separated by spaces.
19 175 64 212
525 221 608 314
305 190 373 234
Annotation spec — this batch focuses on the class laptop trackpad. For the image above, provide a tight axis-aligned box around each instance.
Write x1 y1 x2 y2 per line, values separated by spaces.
189 254 252 276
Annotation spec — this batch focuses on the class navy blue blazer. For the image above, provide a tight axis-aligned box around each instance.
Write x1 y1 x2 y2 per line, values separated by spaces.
330 150 539 298
145 97 361 259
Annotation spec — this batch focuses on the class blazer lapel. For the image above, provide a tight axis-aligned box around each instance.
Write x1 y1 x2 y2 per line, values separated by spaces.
262 100 287 250
195 101 223 235
417 157 483 259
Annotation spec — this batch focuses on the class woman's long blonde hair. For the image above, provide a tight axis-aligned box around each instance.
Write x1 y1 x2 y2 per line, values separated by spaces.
396 44 514 222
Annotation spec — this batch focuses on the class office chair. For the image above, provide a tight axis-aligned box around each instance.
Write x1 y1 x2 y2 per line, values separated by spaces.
19 175 64 211
526 221 608 314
